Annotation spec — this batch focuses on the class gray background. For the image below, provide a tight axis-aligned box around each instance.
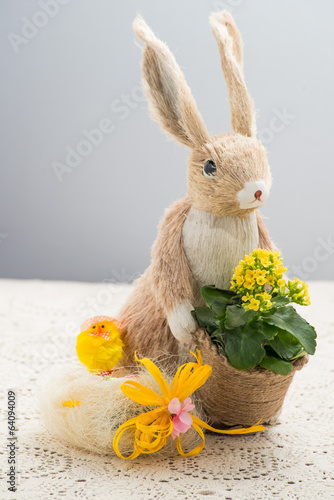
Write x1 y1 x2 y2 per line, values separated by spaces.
1 0 333 283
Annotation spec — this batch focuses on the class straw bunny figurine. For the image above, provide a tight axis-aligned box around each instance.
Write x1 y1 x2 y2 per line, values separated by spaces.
119 11 275 365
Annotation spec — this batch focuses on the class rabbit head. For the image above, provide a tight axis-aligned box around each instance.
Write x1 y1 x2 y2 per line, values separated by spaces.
133 12 272 218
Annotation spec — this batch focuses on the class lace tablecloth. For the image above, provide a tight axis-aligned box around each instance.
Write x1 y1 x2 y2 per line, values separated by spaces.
0 279 333 499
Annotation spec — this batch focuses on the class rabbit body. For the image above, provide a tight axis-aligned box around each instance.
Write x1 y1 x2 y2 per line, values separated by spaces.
119 12 275 366
119 199 272 366
182 208 259 290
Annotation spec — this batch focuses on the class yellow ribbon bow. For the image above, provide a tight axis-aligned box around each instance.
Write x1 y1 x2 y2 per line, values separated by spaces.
113 350 266 459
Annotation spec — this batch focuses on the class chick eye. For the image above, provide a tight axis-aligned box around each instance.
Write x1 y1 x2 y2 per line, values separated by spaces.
92 326 96 329
203 160 217 178
101 325 104 328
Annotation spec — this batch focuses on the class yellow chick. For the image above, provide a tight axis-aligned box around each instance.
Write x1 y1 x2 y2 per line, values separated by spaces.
76 316 124 372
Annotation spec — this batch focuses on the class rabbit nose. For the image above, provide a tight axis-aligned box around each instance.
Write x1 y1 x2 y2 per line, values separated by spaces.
254 190 262 200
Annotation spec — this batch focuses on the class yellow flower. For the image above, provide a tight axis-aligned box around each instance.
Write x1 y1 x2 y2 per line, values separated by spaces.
233 265 244 277
113 351 265 459
235 275 244 285
248 298 260 311
243 280 254 290
276 265 287 275
242 293 252 302
262 292 272 302
266 275 275 286
287 279 311 306
254 248 267 259
245 269 254 279
229 249 302 312
303 295 311 306
253 292 273 312
244 255 255 266
277 278 286 288
260 257 270 267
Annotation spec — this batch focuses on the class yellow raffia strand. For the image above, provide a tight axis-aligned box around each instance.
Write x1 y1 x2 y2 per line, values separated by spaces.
113 350 266 459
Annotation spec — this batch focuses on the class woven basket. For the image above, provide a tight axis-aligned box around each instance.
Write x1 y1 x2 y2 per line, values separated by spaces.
194 328 308 427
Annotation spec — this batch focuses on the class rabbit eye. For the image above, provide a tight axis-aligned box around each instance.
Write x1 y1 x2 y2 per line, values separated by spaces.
203 160 217 178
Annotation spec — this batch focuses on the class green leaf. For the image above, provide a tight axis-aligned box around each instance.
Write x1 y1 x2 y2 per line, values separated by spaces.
261 307 278 318
209 328 226 355
269 329 304 360
263 306 317 355
200 286 237 316
259 353 293 375
224 321 278 371
271 295 291 307
224 324 265 370
224 305 258 329
192 306 219 333
225 294 243 306
291 349 306 360
210 328 224 341
255 321 279 340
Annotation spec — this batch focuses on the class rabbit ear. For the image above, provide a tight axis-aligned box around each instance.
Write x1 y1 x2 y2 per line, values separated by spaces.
133 16 210 148
210 11 256 137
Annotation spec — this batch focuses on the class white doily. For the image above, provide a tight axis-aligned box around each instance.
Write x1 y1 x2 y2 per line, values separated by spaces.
0 279 333 500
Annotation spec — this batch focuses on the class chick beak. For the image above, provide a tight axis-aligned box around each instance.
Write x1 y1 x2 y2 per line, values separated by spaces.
96 325 102 334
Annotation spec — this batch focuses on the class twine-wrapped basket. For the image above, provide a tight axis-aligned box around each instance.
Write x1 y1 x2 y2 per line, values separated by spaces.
194 329 308 427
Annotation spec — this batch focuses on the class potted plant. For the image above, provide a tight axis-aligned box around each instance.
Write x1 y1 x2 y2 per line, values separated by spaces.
192 249 317 427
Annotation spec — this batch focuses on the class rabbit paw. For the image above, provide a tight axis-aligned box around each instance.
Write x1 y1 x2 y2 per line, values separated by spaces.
168 302 197 344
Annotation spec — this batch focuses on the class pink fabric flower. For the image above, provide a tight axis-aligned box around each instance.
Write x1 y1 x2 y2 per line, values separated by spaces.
168 397 195 440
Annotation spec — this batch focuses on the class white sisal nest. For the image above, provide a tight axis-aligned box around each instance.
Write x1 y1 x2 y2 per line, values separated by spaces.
40 363 202 457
